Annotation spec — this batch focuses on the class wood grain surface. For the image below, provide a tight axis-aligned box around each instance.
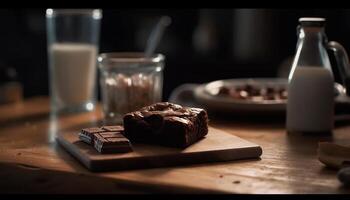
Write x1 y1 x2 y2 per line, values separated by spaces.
1 97 350 194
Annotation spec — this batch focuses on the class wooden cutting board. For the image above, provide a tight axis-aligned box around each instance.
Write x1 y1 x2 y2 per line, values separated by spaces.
56 127 262 172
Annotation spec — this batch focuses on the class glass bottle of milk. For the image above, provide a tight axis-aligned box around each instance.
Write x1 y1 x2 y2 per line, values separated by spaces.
287 18 335 133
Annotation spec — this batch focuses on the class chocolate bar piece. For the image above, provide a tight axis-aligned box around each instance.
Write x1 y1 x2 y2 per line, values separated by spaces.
78 125 132 154
94 132 132 154
79 127 105 144
102 125 124 132
123 102 209 148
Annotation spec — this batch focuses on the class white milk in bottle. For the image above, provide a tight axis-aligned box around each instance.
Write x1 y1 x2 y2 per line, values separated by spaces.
287 66 334 132
286 17 335 133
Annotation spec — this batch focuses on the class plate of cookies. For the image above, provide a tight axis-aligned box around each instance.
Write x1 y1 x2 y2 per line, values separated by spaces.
194 78 288 113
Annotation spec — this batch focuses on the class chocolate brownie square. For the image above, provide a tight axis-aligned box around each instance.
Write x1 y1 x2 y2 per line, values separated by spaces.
123 102 209 148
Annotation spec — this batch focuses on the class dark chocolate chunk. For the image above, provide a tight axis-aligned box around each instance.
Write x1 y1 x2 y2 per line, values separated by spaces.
78 133 93 144
99 132 125 138
82 127 105 134
123 102 209 148
101 125 124 132
79 126 132 154
94 132 132 154
79 127 105 145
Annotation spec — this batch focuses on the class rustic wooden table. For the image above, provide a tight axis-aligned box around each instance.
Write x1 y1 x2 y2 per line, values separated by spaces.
1 97 350 194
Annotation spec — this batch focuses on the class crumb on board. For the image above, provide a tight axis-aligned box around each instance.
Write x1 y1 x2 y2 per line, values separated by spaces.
233 180 241 184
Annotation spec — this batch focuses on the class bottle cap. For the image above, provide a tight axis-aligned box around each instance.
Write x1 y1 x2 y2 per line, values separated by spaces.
299 17 326 27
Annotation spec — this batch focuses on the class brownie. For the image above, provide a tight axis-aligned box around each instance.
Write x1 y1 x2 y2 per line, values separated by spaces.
123 102 209 148
93 132 132 154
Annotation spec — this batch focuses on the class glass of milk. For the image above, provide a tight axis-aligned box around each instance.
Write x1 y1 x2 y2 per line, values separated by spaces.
46 9 102 114
98 52 165 124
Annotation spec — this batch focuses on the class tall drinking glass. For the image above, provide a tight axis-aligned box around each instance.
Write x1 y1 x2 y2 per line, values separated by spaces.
46 9 102 114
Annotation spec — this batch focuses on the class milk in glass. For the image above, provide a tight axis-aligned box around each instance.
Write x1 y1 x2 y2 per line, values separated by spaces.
49 43 97 112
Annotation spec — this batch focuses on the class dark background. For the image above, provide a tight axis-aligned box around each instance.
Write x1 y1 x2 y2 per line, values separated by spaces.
1 9 350 100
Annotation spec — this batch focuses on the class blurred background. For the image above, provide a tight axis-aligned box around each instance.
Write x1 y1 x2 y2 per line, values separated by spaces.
1 8 350 102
